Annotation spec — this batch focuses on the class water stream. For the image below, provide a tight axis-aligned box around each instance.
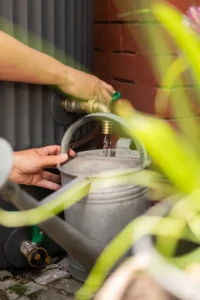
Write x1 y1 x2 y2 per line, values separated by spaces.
103 134 111 157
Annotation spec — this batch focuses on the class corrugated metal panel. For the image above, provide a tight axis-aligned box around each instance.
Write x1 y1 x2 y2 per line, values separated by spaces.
0 0 94 150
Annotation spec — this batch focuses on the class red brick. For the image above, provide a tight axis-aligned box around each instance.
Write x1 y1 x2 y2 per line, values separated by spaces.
94 0 110 22
135 0 196 21
120 82 135 102
189 90 200 115
110 24 123 51
155 87 200 119
132 53 175 87
167 117 200 132
122 24 177 54
110 0 185 23
110 84 200 117
94 24 110 51
93 51 111 81
94 50 190 89
122 24 139 53
134 0 159 22
110 0 199 23
129 84 157 114
109 53 158 86
156 65 194 88
127 85 200 117
111 80 154 114
136 54 185 87
134 54 158 86
111 0 200 23
94 24 122 51
153 54 179 84
111 80 123 95
112 82 156 114
167 0 197 12
110 0 136 21
109 53 136 82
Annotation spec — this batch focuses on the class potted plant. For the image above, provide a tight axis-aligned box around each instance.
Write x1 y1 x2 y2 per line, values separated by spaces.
75 2 200 300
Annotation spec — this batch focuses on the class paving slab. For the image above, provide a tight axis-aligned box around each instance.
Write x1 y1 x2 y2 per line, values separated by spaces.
0 271 12 280
0 257 83 300
32 269 70 285
53 278 82 294
0 280 18 291
30 290 73 300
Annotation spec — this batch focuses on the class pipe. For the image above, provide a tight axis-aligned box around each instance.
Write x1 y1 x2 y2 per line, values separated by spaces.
0 181 103 271
61 99 112 135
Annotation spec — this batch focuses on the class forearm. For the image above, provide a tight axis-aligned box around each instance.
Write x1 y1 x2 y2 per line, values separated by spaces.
0 31 69 86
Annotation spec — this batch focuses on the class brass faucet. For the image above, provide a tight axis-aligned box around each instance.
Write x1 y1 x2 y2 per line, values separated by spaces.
61 99 112 135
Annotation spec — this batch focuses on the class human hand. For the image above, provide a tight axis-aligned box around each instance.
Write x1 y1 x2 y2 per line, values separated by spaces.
59 67 115 105
9 146 75 191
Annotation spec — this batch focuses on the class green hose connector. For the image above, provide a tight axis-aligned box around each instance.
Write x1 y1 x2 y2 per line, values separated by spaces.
112 91 121 102
31 226 44 245
11 211 44 245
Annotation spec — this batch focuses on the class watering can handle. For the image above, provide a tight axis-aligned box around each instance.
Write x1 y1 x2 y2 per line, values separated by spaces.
61 113 150 168
114 138 150 167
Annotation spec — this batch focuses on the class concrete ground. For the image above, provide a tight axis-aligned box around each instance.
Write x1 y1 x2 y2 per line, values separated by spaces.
0 257 82 300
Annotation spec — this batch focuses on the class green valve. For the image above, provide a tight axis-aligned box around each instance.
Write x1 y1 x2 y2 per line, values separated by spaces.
31 226 44 245
11 210 44 245
112 91 121 101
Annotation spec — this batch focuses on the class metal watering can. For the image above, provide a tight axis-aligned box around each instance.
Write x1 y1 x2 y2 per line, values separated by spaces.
0 113 150 283
57 113 151 282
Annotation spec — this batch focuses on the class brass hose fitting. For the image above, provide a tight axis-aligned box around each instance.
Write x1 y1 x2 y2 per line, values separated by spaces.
102 120 112 135
61 99 112 135
20 241 50 268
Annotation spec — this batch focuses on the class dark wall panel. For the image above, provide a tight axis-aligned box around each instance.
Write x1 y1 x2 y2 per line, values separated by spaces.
0 0 94 150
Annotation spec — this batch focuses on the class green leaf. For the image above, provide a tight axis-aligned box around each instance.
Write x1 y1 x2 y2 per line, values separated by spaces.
125 113 200 194
76 215 194 300
0 180 91 227
152 2 200 89
169 247 200 270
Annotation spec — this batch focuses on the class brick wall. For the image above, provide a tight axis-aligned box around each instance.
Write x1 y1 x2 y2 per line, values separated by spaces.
93 0 200 126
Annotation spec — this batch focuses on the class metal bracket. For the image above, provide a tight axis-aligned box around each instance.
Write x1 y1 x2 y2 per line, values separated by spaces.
51 92 78 126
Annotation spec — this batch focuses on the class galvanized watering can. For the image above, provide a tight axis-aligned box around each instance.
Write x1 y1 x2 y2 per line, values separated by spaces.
0 113 150 283
57 114 151 282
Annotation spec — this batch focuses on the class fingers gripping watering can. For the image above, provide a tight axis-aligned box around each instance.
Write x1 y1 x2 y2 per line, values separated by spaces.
57 113 151 282
0 113 150 283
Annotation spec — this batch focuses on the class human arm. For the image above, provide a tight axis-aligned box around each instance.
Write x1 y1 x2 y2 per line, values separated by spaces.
0 31 114 103
9 146 75 191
